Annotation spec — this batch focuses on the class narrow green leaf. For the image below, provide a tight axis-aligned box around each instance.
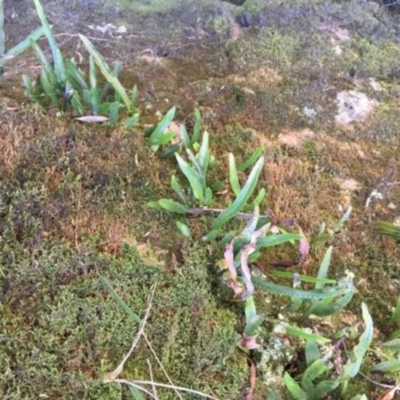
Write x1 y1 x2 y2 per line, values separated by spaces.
192 108 201 144
146 107 176 141
128 386 146 400
202 230 218 242
79 34 132 111
33 0 66 82
270 270 336 285
247 188 266 209
307 284 355 317
197 131 210 175
158 199 190 214
333 206 352 233
176 221 191 238
302 359 329 385
171 175 188 205
99 275 141 324
89 55 97 89
392 295 400 323
286 326 331 343
238 146 264 172
149 131 176 146
1 26 46 68
204 187 213 206
180 123 191 149
131 85 138 107
382 338 400 351
108 101 120 126
100 61 122 99
70 94 85 116
30 40 54 79
229 153 241 196
372 359 400 373
212 156 264 230
252 277 350 299
313 380 340 398
305 340 321 367
257 233 302 248
124 113 139 129
176 154 204 202
284 373 307 400
244 296 257 320
219 231 237 248
341 303 373 379
315 246 333 290
39 71 60 108
65 58 88 90
186 148 205 184
244 314 264 336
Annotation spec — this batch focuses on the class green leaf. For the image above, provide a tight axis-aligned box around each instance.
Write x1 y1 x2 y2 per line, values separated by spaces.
341 303 373 380
307 283 354 317
99 275 141 324
284 372 307 400
197 131 210 175
180 124 191 149
382 338 400 351
1 26 47 68
333 206 352 233
146 106 175 140
244 314 264 336
160 143 181 159
212 156 264 230
392 295 400 323
149 131 176 146
219 231 237 248
39 70 60 108
33 0 66 82
313 380 340 398
305 340 321 367
176 221 191 238
315 246 333 290
128 386 146 400
171 175 188 205
131 85 138 107
124 113 139 129
247 188 266 209
204 187 213 206
79 34 132 111
192 108 201 144
202 230 218 242
176 154 204 203
70 94 85 116
371 359 400 373
376 221 400 241
252 277 350 299
100 61 122 99
89 55 97 89
302 359 329 385
256 233 302 248
148 199 190 214
108 101 120 126
269 270 336 285
238 146 264 172
65 58 88 90
286 326 331 343
229 153 241 196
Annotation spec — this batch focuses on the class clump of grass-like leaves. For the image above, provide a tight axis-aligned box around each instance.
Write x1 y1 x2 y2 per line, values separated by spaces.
22 0 138 125
141 107 378 399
